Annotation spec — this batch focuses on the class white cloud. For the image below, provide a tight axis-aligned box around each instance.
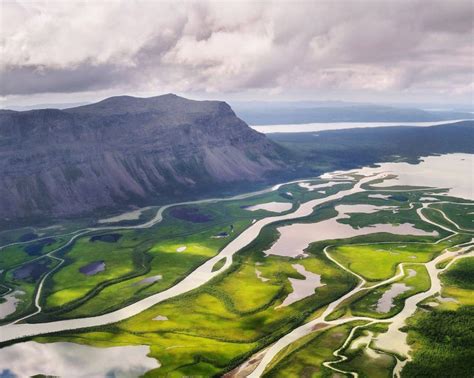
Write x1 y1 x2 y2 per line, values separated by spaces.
0 0 472 103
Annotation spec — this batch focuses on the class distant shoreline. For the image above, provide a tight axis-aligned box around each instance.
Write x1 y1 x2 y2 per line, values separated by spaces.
251 119 473 133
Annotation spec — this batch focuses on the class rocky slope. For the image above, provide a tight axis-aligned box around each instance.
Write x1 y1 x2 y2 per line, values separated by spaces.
0 94 286 222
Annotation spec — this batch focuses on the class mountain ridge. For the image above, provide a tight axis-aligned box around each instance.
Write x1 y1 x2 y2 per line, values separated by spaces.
0 94 287 223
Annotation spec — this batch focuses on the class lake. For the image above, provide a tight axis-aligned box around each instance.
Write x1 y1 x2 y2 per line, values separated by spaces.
251 119 471 133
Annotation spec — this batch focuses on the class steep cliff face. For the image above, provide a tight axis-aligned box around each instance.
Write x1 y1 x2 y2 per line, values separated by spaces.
0 94 286 220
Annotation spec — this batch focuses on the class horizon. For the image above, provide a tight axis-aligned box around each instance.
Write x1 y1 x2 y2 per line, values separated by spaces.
2 91 473 113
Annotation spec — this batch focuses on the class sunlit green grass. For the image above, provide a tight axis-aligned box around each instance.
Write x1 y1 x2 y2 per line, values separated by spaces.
0 237 67 271
35 222 357 375
6 181 469 376
330 242 445 281
44 231 138 308
349 264 430 318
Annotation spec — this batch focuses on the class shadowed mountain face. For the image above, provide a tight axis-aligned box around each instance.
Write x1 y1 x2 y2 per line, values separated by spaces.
0 94 286 221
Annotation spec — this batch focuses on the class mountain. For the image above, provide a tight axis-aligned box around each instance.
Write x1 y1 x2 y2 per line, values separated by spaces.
0 94 286 223
231 101 472 125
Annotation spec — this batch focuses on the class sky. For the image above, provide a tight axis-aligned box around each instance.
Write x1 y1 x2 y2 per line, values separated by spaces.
0 0 473 108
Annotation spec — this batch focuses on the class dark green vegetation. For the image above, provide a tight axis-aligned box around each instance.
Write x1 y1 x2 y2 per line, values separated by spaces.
264 322 364 377
402 256 474 377
269 121 474 172
443 257 474 290
440 257 474 307
430 202 474 231
403 306 474 377
211 258 226 272
336 323 395 378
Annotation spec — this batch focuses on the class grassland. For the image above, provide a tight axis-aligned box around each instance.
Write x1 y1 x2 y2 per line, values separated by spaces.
330 242 440 282
264 322 365 377
27 193 451 375
1 180 353 324
1 175 472 377
348 264 430 319
31 209 359 376
0 237 67 271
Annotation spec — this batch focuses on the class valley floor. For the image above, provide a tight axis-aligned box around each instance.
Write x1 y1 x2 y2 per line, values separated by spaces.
0 154 473 377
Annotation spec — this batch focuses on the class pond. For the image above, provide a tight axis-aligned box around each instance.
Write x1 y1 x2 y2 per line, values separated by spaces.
90 233 122 243
13 260 50 282
245 202 292 213
135 275 162 285
169 207 212 223
23 238 56 256
79 261 106 276
375 283 412 313
0 290 24 320
97 207 154 224
276 264 325 308
298 181 351 191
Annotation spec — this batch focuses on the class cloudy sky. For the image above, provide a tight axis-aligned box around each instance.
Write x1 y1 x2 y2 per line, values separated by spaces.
1 0 473 107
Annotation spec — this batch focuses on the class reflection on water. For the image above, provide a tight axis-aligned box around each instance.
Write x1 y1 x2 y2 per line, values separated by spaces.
298 181 350 191
276 264 325 308
245 202 292 213
359 153 473 200
79 261 106 276
0 290 24 320
250 120 470 133
375 283 412 313
265 204 437 258
0 341 159 378
98 207 154 224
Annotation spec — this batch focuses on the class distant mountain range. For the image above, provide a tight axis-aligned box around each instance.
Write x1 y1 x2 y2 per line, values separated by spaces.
231 101 473 125
0 94 286 223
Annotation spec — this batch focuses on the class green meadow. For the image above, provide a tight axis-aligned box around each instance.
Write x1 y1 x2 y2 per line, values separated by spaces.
1 176 472 377
330 242 440 282
349 264 430 318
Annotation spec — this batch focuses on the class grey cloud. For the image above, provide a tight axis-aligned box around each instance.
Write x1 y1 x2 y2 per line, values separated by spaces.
0 0 472 101
0 65 130 96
